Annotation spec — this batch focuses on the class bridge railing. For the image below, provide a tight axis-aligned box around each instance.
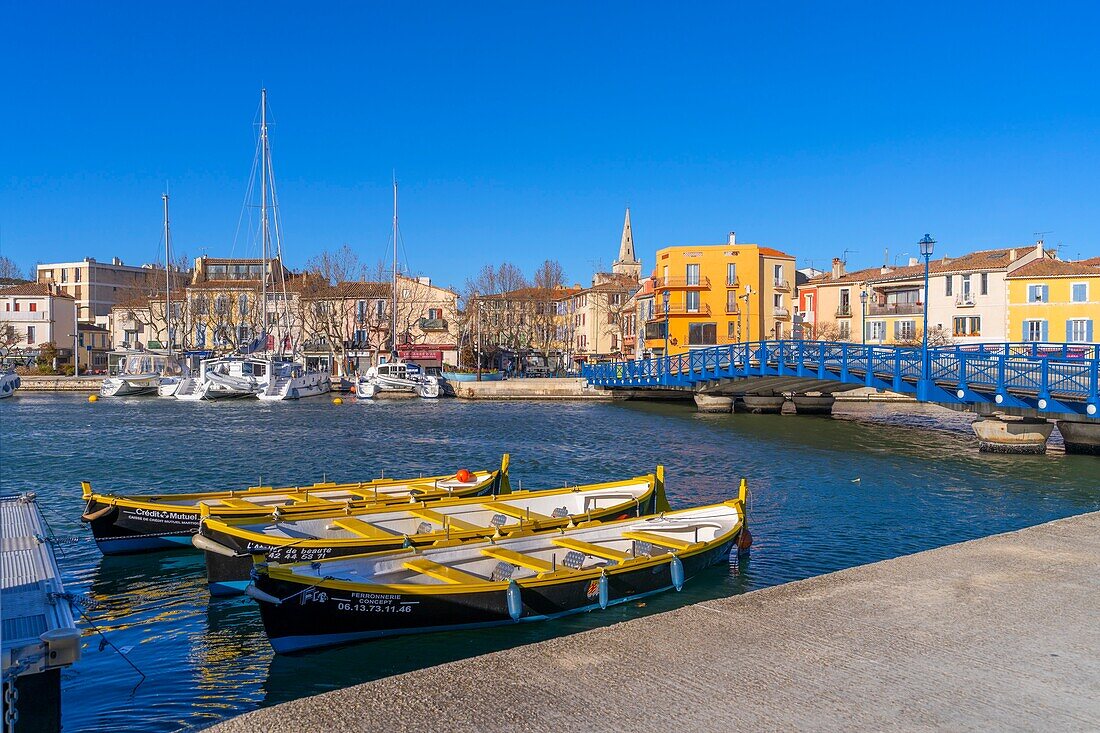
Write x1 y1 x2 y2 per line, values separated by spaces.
582 339 1100 413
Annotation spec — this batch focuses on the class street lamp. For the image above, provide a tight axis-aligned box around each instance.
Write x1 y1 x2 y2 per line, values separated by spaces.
859 289 868 345
662 290 670 358
918 233 936 399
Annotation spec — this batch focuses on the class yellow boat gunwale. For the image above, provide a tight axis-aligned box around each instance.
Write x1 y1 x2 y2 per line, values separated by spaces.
203 473 660 549
81 454 510 516
259 487 747 597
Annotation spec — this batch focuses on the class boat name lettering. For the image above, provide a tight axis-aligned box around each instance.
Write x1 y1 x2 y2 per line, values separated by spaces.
133 508 194 522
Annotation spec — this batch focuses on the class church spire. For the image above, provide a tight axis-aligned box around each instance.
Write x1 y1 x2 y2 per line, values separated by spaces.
613 207 641 279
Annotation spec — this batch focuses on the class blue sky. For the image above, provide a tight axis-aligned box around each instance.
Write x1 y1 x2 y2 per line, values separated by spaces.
2 2 1098 290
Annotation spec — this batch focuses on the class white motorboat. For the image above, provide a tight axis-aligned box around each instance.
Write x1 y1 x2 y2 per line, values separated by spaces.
0 371 20 399
100 352 180 397
175 356 268 400
258 359 332 400
355 360 440 399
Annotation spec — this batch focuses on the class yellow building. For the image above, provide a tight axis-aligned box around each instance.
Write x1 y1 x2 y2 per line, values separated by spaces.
1006 256 1100 343
645 233 796 355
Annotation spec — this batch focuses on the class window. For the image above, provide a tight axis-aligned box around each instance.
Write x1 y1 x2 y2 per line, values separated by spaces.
865 321 886 342
428 307 443 320
726 290 738 313
805 293 814 311
61 269 68 283
773 294 783 309
662 265 669 284
980 273 989 295
357 300 367 321
1027 284 1048 303
1071 283 1088 302
687 322 716 346
1067 319 1093 343
944 276 953 297
26 326 35 344
686 291 700 312
12 302 19 312
773 264 784 285
838 321 851 340
376 299 385 318
839 289 851 314
961 275 972 301
1023 319 1047 342
893 320 916 341
953 317 981 337
195 326 206 349
728 321 736 339
685 263 700 286
29 302 37 312
727 263 737 286
238 294 248 316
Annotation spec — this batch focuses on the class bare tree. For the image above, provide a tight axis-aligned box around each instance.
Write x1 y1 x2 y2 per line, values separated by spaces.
0 256 21 280
306 244 365 285
0 321 27 366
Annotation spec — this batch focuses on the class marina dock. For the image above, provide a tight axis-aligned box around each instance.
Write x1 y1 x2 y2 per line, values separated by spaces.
1 494 81 733
209 510 1100 732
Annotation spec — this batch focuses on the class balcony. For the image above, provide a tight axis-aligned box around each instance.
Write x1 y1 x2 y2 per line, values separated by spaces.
655 302 711 317
773 306 790 319
725 277 740 288
418 317 449 331
836 305 852 318
773 279 791 292
955 295 976 308
655 276 711 290
868 302 924 316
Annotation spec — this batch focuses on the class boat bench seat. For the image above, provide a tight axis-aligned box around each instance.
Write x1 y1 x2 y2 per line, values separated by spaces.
218 498 264 510
480 547 554 573
480 502 554 523
409 508 482 532
551 538 632 561
402 557 482 584
331 518 393 539
621 530 697 552
292 496 341 506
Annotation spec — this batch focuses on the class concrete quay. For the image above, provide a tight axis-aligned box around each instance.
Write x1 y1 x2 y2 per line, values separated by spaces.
451 377 613 400
15 375 103 391
208 512 1100 733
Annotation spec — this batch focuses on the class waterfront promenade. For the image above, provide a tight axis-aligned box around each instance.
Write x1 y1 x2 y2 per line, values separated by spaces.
209 511 1100 732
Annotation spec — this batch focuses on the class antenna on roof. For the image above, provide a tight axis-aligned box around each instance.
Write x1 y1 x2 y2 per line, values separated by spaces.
1033 230 1052 246
841 248 858 265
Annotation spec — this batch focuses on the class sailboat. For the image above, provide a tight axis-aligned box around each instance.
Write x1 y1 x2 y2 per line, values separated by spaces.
176 89 330 401
355 178 441 400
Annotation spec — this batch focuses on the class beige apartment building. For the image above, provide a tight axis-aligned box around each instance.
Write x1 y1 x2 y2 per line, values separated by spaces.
0 283 77 368
37 257 183 323
801 243 1046 344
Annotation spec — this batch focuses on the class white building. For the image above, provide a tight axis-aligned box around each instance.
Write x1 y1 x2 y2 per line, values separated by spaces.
0 283 77 367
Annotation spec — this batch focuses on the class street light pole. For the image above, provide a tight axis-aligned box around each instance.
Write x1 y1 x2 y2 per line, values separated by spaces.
859 289 868 345
662 290 670 358
918 234 936 400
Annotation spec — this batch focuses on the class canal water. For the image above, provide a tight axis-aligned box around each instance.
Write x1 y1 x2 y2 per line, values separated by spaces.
2 393 1098 732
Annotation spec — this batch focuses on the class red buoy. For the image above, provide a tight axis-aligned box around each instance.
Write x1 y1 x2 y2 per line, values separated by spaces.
737 527 753 552
455 468 473 483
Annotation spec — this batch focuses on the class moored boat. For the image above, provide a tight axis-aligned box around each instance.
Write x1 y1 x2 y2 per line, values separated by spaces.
0 371 20 399
81 455 511 555
197 469 667 595
247 484 747 653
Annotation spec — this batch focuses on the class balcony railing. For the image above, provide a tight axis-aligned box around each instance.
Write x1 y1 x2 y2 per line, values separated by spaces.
656 276 711 290
868 302 924 316
773 307 790 319
655 302 711 316
418 317 449 331
955 295 976 307
773 279 791 291
726 277 740 288
836 305 852 318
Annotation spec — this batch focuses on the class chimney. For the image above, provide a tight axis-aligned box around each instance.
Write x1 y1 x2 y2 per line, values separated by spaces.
908 257 918 266
112 257 122 266
881 266 892 274
728 231 736 245
1035 240 1044 257
831 257 844 279
1009 248 1017 262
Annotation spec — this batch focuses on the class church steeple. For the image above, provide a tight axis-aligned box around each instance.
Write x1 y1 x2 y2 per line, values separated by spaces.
613 207 641 279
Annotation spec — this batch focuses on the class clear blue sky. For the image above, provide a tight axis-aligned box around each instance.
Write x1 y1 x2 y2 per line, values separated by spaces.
2 2 1098 290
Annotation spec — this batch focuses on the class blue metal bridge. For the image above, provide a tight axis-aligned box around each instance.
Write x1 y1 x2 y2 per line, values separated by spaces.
583 341 1100 418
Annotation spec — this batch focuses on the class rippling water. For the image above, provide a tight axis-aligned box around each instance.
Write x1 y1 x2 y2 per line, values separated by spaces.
2 393 1098 732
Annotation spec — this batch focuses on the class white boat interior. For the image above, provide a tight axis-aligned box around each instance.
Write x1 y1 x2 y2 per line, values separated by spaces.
215 479 653 540
274 503 742 586
101 352 182 397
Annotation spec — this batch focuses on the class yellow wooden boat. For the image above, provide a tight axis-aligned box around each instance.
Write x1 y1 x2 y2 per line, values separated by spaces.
196 468 669 595
81 455 510 554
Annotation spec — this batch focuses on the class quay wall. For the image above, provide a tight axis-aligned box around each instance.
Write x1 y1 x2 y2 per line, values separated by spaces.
207 511 1100 732
17 376 103 392
451 377 613 400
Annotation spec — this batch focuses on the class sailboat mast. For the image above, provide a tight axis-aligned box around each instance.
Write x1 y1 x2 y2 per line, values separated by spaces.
163 193 172 358
392 176 398 358
260 88 269 351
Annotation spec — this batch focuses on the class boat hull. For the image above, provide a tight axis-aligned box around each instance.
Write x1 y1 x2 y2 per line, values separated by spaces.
100 376 159 397
252 534 737 653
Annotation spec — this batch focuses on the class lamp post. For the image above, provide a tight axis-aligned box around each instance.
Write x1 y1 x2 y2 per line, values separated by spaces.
859 289 868 345
662 290 670 358
918 234 936 400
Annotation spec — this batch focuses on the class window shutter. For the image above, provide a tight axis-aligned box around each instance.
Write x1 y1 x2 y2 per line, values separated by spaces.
893 321 900 339
1088 320 1094 343
1040 320 1048 342
1066 320 1073 342
1042 285 1049 302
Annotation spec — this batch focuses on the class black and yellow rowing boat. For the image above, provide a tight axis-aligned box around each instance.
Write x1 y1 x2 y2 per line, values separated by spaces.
247 480 748 653
196 469 668 596
81 455 511 555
